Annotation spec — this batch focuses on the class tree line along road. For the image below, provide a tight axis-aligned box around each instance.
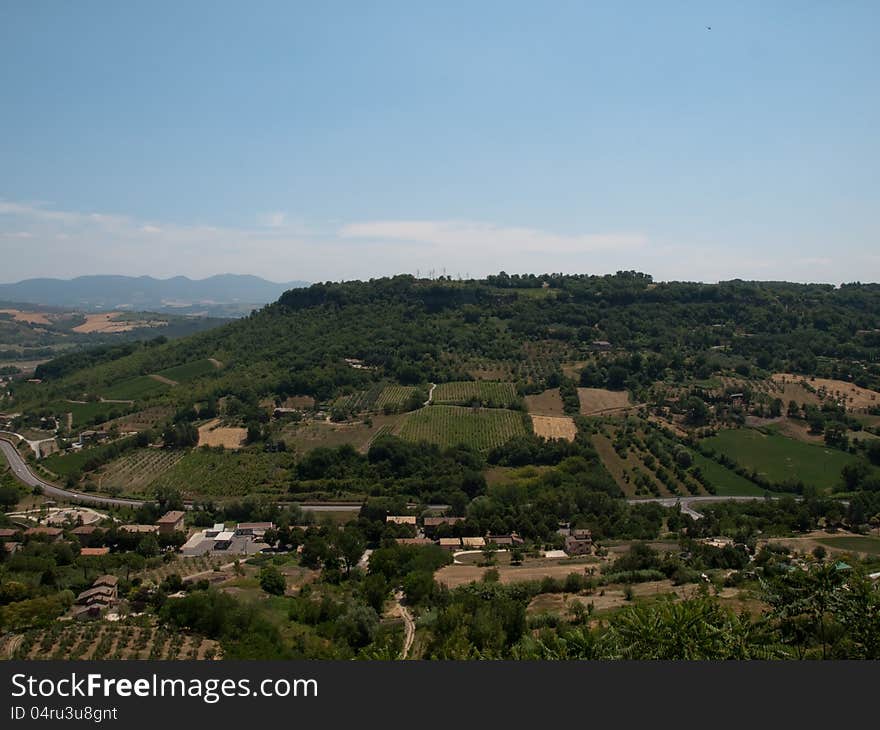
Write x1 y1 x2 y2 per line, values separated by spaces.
1 436 790 517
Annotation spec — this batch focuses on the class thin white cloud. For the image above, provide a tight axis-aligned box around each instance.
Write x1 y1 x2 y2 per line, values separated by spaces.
1 199 877 284
339 220 647 254
259 212 287 228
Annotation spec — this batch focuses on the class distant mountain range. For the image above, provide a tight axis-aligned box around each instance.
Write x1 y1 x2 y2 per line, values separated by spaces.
0 274 308 317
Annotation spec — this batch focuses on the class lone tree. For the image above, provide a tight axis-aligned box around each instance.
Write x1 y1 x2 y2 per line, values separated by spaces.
259 566 286 596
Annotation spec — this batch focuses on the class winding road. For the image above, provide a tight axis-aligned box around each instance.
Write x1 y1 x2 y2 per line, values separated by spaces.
0 438 147 508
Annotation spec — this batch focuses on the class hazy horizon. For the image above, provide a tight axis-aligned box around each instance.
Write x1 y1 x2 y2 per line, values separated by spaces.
2 2 878 285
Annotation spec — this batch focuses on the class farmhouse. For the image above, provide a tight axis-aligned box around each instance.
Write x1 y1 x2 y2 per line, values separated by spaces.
120 524 159 534
71 575 119 619
395 538 435 546
485 533 524 547
563 528 593 556
235 522 275 538
438 537 462 550
0 527 21 541
461 537 486 549
591 340 612 351
24 526 63 542
79 547 110 557
386 515 417 525
71 525 100 544
156 510 186 535
423 516 465 535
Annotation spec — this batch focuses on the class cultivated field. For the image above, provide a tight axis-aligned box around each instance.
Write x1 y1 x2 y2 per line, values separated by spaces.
331 383 386 413
94 448 185 493
197 418 247 449
144 448 296 497
104 406 173 432
282 414 402 454
8 620 219 660
374 385 418 411
0 309 52 325
47 399 132 426
524 388 566 416
433 381 518 407
589 424 743 498
702 428 856 490
578 388 632 415
396 405 527 451
72 312 168 334
530 415 577 442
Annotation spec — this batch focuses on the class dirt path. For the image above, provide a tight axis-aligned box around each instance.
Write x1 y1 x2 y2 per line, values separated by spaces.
148 374 178 386
208 358 223 369
423 383 437 407
392 591 416 659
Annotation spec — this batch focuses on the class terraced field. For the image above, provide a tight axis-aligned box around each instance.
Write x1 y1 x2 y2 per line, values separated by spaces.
433 381 517 407
94 448 184 493
396 405 527 451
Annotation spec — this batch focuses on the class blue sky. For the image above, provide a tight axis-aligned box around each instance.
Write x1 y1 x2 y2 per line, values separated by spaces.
1 1 878 283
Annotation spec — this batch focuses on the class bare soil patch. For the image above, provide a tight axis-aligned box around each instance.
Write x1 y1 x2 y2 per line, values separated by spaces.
772 373 878 411
524 388 566 416
148 373 178 386
281 395 316 409
197 418 247 449
435 557 601 589
527 580 685 615
0 309 52 325
578 388 632 415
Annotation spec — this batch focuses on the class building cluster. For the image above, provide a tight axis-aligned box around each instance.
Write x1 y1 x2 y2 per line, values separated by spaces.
181 521 274 557
385 514 539 553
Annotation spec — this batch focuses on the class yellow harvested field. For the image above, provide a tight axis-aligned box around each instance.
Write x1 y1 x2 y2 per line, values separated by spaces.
524 388 565 416
531 415 577 441
197 418 247 449
72 312 137 333
0 309 52 325
772 373 879 411
577 387 631 415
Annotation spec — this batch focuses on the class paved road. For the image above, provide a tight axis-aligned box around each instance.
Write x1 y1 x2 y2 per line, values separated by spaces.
1 436 806 521
0 437 147 508
626 494 791 520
